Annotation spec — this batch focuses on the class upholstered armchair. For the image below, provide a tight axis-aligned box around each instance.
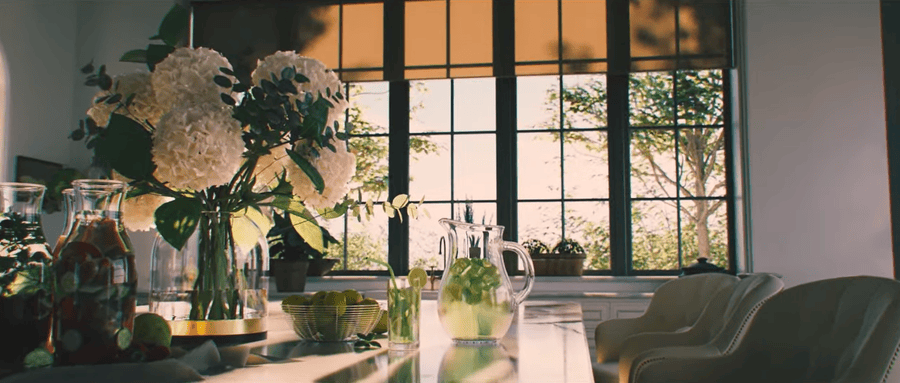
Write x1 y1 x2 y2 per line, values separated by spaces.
614 273 784 383
631 276 900 383
593 273 740 381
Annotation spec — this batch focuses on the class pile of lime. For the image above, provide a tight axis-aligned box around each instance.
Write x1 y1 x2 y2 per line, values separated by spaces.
282 289 380 341
443 258 502 305
438 258 513 340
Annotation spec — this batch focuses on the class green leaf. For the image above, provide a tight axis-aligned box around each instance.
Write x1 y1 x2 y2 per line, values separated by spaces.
155 3 189 47
146 44 175 71
95 114 155 180
285 150 325 193
119 49 148 63
391 194 409 209
154 198 203 251
105 93 122 105
4 267 44 298
289 209 324 253
281 66 295 81
213 75 232 88
80 61 94 74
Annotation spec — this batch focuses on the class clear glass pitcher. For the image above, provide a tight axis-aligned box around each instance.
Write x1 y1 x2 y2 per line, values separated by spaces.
437 218 534 343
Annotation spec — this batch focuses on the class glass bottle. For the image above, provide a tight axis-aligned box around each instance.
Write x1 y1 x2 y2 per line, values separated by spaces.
53 179 136 365
0 182 54 370
52 188 75 256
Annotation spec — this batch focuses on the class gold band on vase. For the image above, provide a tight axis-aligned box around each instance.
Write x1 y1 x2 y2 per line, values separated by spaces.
168 318 267 336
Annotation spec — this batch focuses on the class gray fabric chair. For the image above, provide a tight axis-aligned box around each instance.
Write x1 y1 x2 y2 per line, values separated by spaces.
593 273 740 382
615 273 784 383
631 276 900 383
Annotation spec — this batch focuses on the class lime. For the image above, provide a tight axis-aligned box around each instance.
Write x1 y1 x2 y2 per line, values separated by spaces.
282 295 308 306
342 289 363 305
133 313 172 348
23 348 53 370
116 328 133 350
319 291 347 316
311 291 328 304
408 267 427 290
61 329 83 352
60 272 77 294
372 309 388 333
359 298 380 307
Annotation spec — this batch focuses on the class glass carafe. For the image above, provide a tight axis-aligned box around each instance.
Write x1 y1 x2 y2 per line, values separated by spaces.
52 188 75 256
0 182 53 369
53 179 136 365
437 218 534 343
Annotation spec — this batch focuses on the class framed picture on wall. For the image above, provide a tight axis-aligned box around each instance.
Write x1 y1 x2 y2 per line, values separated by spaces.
14 156 64 212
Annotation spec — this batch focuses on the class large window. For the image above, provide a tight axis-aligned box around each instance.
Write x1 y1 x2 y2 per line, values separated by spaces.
193 0 736 276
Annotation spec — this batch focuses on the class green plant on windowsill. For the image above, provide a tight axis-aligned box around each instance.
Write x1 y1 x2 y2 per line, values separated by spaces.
267 211 337 263
522 239 550 256
551 239 585 256
529 238 586 277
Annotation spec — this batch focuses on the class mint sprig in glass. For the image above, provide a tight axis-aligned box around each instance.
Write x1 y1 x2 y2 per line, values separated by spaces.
366 258 425 350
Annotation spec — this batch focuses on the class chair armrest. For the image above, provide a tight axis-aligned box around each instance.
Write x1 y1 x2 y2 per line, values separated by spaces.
595 314 680 363
618 331 711 382
631 348 737 383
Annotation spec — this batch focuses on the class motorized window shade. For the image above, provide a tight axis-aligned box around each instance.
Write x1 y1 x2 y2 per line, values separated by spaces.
192 0 733 82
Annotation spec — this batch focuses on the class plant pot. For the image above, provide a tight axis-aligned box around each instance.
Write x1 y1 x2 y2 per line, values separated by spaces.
272 259 310 292
530 253 586 276
307 258 340 276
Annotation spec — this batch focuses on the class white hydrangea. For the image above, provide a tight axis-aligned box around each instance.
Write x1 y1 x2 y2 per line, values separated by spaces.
87 72 168 127
287 142 356 210
252 148 291 188
111 171 172 232
151 104 245 191
151 47 235 109
122 193 173 232
250 52 348 131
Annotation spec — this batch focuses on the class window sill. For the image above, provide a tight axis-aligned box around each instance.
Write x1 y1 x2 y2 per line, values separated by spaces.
269 275 672 299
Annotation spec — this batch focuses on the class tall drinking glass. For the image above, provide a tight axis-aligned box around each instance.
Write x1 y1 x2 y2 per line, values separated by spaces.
388 277 420 350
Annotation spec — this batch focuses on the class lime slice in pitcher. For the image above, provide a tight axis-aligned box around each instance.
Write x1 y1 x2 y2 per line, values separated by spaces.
408 267 427 290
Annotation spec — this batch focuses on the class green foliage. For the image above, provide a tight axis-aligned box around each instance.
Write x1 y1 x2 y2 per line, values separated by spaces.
95 114 155 180
154 198 203 251
551 239 585 254
267 211 338 261
522 239 550 255
324 233 388 271
551 70 728 269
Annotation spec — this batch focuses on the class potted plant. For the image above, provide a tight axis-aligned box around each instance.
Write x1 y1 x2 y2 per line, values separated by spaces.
527 238 587 276
267 212 339 292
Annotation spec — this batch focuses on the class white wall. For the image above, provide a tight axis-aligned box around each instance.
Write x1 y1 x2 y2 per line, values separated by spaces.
744 0 893 287
0 0 170 292
0 1 78 181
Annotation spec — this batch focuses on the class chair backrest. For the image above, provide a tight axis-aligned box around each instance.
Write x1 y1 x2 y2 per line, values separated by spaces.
730 276 900 383
642 273 739 330
710 273 784 352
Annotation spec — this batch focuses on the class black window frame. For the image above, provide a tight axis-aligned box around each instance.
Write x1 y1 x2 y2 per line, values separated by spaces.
192 0 739 277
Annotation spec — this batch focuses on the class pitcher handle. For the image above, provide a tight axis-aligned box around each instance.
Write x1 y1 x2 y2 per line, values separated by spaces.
502 241 535 306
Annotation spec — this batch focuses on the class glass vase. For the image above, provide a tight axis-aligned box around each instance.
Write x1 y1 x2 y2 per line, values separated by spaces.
53 179 137 365
0 182 53 370
149 211 269 346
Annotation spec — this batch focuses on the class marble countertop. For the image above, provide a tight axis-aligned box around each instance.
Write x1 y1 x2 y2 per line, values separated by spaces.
204 299 594 383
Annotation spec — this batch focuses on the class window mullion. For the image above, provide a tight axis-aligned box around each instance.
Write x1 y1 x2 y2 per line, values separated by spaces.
607 0 632 276
385 0 409 275
494 0 518 275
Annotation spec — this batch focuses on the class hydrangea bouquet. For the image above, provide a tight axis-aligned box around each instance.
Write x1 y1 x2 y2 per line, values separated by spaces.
70 5 402 321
